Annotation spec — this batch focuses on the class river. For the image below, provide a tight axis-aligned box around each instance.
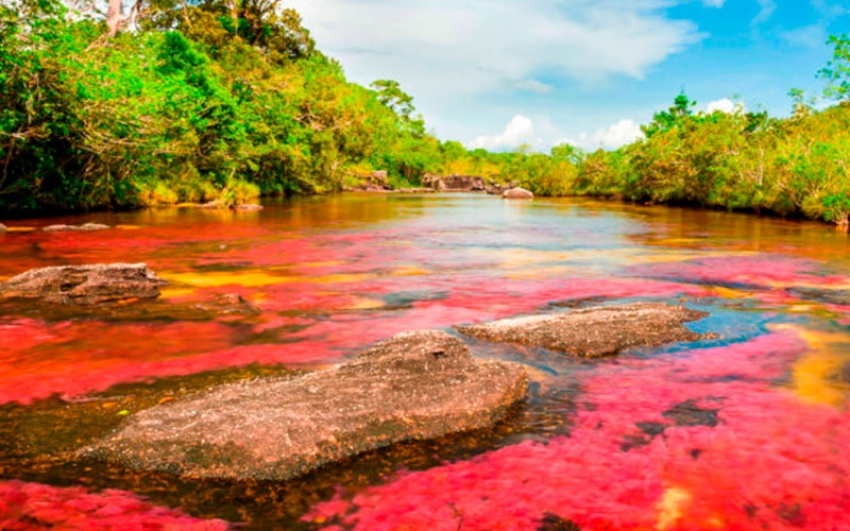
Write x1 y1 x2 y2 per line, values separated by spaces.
1 193 849 530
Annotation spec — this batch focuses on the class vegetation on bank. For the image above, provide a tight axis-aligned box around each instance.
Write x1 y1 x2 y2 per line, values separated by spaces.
2 0 850 226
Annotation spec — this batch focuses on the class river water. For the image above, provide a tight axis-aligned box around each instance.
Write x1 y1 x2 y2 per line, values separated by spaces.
1 194 849 530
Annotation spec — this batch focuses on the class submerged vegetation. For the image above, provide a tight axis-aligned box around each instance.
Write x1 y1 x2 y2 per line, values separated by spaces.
1 0 850 225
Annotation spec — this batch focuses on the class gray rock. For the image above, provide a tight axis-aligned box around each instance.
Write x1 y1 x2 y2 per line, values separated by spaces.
502 187 534 200
422 173 487 191
84 330 528 480
457 302 713 358
43 223 110 232
351 170 393 192
0 263 167 305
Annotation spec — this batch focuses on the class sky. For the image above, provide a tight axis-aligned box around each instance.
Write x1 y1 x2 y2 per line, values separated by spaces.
286 0 850 152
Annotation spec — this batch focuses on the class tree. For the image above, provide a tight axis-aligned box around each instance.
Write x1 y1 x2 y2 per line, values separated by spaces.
641 91 696 138
819 34 850 101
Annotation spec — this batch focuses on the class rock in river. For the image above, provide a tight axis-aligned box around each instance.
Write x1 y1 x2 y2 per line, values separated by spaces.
502 187 534 200
84 330 528 481
457 302 712 358
0 263 167 305
43 223 110 232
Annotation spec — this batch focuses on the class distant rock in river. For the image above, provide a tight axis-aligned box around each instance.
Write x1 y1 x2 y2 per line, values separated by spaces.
0 263 167 305
502 187 534 200
43 223 110 232
457 302 713 358
84 330 528 481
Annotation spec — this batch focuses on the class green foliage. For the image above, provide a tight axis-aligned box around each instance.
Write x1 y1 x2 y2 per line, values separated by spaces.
4 0 850 231
641 92 697 138
819 34 850 101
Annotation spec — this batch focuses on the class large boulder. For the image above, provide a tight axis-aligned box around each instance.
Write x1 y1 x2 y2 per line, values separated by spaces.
457 302 712 358
0 263 167 305
502 187 534 200
84 330 528 481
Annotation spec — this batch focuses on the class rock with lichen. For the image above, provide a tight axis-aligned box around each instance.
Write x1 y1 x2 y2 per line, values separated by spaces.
457 302 713 358
84 330 528 480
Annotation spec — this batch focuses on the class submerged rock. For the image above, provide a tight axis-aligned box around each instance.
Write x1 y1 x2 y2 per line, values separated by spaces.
84 330 528 481
0 263 167 305
502 187 534 200
191 293 260 316
457 302 712 358
43 223 110 232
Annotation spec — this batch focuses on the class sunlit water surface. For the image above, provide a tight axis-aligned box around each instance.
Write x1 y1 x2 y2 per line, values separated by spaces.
1 194 849 530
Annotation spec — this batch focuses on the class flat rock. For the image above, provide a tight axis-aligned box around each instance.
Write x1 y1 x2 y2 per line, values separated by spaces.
457 302 712 358
502 187 534 200
43 223 110 232
0 263 167 305
84 330 528 481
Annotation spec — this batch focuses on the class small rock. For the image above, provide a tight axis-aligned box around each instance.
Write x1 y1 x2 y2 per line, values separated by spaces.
457 302 713 358
43 223 110 232
236 204 263 211
0 263 168 305
0 223 6 232
84 330 528 480
502 187 534 200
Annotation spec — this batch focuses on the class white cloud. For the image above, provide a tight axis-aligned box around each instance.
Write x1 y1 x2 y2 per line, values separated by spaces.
752 0 777 25
288 0 703 101
702 0 726 7
515 79 555 94
705 98 744 114
562 119 645 151
470 115 536 150
781 24 827 48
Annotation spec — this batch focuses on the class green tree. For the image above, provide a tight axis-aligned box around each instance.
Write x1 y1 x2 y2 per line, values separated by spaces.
819 34 850 101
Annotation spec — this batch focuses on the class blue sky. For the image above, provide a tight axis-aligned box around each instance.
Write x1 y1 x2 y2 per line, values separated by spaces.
288 0 849 151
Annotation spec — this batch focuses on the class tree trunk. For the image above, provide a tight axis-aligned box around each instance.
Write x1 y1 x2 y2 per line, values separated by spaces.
106 0 123 37
228 0 239 37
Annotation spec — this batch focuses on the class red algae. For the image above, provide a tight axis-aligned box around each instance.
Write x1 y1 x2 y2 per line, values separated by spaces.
305 332 850 531
4 197 850 530
0 318 333 405
0 480 230 530
637 255 848 290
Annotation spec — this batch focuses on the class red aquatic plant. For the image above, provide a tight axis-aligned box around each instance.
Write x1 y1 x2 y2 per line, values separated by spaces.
0 480 230 530
304 332 850 531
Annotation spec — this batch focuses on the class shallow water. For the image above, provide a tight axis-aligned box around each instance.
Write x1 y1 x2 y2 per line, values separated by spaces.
1 194 849 530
